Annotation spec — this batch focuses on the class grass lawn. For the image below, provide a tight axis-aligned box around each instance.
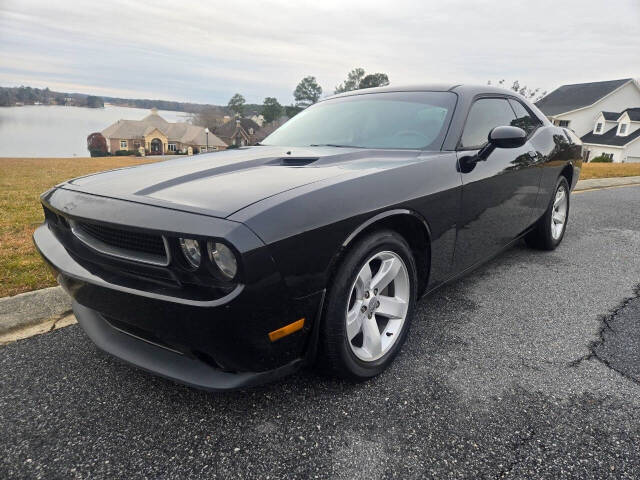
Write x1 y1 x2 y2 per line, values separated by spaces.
1 156 639 298
0 157 160 297
580 162 640 180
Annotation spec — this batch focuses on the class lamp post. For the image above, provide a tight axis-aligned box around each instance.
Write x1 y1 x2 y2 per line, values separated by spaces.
205 127 209 153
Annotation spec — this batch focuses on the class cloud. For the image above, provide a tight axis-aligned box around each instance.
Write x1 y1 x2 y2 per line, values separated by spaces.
0 0 638 105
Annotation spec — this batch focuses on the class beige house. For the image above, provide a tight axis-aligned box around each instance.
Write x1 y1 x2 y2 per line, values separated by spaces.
102 108 227 155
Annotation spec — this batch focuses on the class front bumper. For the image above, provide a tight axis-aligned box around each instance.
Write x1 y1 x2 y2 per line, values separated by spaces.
73 302 304 390
33 198 324 390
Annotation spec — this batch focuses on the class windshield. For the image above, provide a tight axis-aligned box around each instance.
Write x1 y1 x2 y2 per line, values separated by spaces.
262 91 456 150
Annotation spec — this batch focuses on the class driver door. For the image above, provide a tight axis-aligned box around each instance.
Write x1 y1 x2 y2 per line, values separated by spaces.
453 97 542 272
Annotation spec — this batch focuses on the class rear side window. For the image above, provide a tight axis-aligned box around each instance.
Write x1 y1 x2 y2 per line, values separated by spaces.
508 99 542 135
459 98 516 149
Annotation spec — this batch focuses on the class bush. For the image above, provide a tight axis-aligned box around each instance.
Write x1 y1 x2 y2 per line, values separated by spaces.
86 132 108 156
591 155 613 163
114 149 137 156
89 149 109 157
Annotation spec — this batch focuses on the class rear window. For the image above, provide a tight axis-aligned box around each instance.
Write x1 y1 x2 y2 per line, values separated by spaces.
262 91 457 150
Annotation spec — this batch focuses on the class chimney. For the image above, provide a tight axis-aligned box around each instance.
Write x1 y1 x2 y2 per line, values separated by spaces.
236 119 241 126
151 107 158 115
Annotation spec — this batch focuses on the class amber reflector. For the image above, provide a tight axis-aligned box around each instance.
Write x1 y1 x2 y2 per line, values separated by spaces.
268 318 305 342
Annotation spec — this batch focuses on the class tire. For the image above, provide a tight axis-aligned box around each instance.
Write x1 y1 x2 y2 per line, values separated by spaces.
525 176 570 250
318 230 418 381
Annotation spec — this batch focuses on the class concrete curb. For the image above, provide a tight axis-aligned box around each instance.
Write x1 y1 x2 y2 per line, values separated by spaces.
574 175 640 192
0 286 72 335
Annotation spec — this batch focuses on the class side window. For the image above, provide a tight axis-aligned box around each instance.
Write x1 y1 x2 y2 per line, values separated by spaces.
508 99 542 135
459 98 516 149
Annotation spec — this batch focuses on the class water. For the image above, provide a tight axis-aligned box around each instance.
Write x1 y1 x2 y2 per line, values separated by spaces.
0 105 192 157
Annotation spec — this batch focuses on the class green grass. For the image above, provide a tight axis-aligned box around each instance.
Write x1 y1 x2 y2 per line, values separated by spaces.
0 157 159 297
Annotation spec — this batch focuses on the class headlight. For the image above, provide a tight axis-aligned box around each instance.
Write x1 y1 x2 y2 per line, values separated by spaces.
179 238 201 269
207 241 238 279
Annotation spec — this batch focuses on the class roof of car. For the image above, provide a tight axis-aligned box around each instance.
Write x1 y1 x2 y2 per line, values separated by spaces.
323 84 522 101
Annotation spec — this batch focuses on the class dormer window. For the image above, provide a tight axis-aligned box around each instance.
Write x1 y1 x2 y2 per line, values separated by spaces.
595 123 603 133
619 124 627 135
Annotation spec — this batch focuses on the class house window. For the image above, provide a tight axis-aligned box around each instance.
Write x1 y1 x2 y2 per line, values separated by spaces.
595 123 602 133
619 124 627 135
168 143 177 152
558 120 570 128
120 140 127 149
133 141 140 149
248 128 254 135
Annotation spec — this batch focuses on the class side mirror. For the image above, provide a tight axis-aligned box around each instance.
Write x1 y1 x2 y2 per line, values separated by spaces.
488 126 527 149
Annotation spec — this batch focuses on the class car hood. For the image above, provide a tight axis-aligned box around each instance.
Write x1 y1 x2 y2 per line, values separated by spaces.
62 146 421 218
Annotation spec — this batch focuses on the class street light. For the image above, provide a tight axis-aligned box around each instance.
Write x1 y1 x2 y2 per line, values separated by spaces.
205 127 209 153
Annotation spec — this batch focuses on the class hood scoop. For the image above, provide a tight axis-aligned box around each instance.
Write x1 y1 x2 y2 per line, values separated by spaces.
270 157 319 167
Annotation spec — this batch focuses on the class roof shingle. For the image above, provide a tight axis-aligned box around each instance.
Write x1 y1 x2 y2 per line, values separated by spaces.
581 125 640 147
536 78 633 116
101 111 225 147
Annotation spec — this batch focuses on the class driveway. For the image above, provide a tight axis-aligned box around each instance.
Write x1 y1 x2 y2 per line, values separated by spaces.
1 185 639 479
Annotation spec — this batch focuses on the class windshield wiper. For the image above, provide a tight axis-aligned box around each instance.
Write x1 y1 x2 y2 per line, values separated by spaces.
308 143 364 148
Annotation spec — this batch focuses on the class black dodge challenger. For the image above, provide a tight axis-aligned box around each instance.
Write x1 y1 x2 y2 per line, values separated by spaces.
34 84 582 390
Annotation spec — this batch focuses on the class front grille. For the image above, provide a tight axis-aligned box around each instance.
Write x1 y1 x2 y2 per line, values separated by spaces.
71 220 169 266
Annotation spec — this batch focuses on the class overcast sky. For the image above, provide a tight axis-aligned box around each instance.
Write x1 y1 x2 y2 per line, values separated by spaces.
1 0 638 105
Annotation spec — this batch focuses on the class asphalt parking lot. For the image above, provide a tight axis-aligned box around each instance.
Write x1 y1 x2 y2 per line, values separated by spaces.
1 185 639 479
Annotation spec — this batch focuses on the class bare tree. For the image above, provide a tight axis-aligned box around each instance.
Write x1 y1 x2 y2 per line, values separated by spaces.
488 79 547 102
191 107 225 130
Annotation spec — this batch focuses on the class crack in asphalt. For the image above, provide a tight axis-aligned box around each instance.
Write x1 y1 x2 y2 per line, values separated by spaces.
569 285 640 387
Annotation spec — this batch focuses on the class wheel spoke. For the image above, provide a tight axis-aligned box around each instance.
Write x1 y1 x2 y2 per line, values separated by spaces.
357 263 372 290
371 257 402 292
361 315 382 358
552 211 564 224
376 296 407 319
346 304 363 340
554 189 565 207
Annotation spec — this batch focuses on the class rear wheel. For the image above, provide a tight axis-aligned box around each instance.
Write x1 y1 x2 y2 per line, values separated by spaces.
319 230 418 380
525 176 570 250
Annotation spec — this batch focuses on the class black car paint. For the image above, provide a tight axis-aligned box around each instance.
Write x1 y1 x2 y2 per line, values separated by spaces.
33 84 582 390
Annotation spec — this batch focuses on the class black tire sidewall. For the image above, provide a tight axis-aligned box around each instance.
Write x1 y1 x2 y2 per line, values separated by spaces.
321 230 418 380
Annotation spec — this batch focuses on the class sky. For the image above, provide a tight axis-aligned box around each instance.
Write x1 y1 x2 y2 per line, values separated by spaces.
1 0 639 106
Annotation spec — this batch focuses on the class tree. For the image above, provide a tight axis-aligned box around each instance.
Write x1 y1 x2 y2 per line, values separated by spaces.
191 106 225 130
334 68 390 93
86 95 104 108
487 79 547 102
87 132 108 157
0 89 10 107
227 93 245 116
285 105 303 118
294 76 322 108
334 67 366 93
359 73 390 89
261 97 283 123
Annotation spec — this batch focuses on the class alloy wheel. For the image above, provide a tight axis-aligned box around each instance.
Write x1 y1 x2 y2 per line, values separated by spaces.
345 251 410 362
551 184 568 240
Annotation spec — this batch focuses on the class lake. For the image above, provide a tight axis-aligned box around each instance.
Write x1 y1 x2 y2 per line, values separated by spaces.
0 105 192 157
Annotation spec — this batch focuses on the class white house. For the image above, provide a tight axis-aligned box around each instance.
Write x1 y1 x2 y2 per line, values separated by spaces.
536 78 640 137
580 108 640 162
